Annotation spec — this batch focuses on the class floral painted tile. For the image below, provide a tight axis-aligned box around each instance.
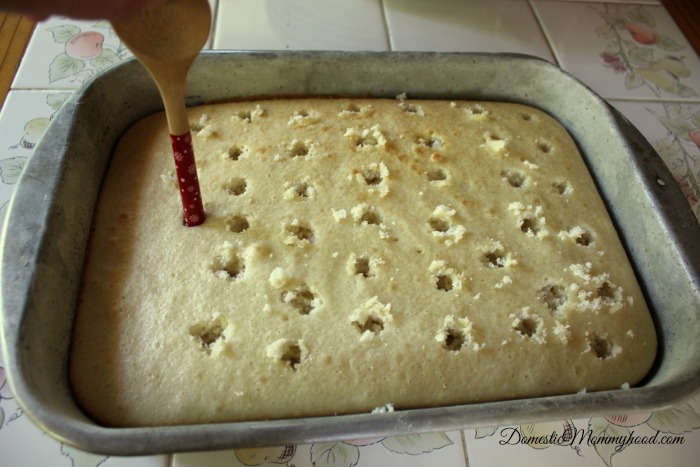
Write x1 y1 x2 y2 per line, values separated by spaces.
384 0 554 60
173 431 467 467
532 2 700 100
0 89 73 230
465 395 700 467
12 18 132 90
213 0 389 51
12 0 218 91
610 100 700 220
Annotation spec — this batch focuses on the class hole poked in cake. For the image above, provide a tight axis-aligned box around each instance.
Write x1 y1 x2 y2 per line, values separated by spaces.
519 216 544 236
510 309 545 343
353 315 385 336
189 121 205 133
362 169 383 186
353 162 390 197
188 317 227 355
538 283 568 314
266 338 305 370
347 253 384 278
224 177 247 196
281 283 318 315
574 227 595 247
429 217 449 233
435 275 453 291
482 131 507 153
559 226 595 246
350 297 393 340
479 239 517 269
231 105 263 122
341 103 362 114
287 140 311 158
399 102 424 116
428 205 466 245
464 104 489 118
429 260 463 293
501 169 527 188
226 214 250 233
426 168 448 182
595 281 622 308
338 103 374 118
552 180 572 195
537 140 553 154
288 109 318 124
211 253 245 280
441 327 466 351
351 204 382 226
344 125 387 149
282 220 315 246
436 315 482 352
283 181 315 200
514 317 537 337
416 132 444 149
226 145 247 161
587 334 616 360
354 257 371 277
483 250 507 269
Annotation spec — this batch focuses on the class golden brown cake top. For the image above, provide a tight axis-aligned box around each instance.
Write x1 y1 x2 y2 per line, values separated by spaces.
70 97 657 427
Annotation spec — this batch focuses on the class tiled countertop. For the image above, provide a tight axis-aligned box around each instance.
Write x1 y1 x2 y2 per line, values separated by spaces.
1 1 700 466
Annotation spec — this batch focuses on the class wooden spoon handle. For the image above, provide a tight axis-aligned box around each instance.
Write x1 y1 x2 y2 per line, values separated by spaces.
170 132 205 226
152 61 192 135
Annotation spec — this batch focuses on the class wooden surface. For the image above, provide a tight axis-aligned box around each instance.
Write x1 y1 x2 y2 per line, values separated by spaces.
662 0 700 55
0 12 34 110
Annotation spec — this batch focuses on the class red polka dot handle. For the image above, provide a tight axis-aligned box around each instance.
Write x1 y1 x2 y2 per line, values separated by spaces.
170 132 205 227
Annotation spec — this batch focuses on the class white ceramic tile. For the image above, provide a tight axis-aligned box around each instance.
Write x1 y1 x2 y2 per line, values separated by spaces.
532 2 700 100
610 99 700 220
173 431 467 467
0 90 73 231
12 18 133 90
384 0 554 61
465 395 700 467
213 0 389 51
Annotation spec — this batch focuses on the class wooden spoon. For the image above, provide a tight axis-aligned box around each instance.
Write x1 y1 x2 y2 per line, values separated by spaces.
111 0 211 226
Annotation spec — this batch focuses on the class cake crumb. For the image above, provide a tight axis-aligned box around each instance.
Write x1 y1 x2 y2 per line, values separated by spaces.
495 275 512 289
269 267 291 289
371 403 395 414
552 320 571 344
332 208 348 223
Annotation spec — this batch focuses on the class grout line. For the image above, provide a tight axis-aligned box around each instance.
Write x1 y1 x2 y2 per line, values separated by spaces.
526 0 561 68
379 0 394 52
208 0 219 50
460 430 471 467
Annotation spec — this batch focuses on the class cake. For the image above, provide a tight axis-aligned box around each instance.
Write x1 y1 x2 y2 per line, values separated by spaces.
70 96 657 427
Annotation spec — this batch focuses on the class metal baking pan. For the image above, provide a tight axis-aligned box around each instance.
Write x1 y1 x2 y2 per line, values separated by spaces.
2 51 699 455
